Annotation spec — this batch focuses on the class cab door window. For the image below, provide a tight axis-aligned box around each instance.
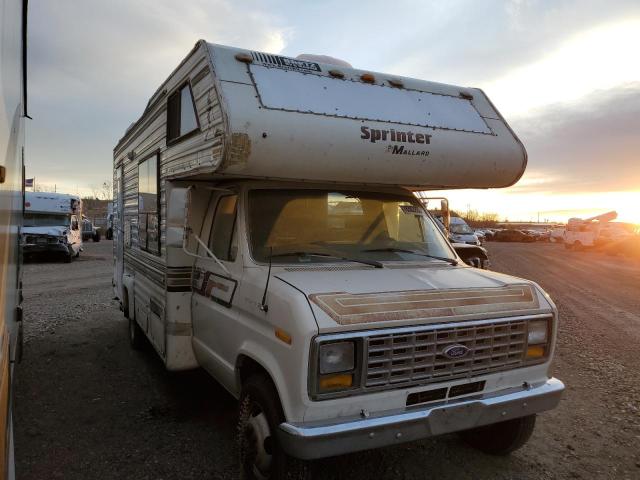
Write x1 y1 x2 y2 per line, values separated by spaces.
71 215 79 231
207 195 238 262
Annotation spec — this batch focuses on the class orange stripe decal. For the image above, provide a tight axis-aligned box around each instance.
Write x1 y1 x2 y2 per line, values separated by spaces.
309 285 539 325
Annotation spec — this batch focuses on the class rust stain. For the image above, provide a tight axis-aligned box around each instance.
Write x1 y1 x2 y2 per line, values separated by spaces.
221 132 251 169
309 285 539 325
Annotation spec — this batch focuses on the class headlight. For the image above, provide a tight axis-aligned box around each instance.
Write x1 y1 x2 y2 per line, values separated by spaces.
527 319 549 345
319 341 355 374
526 318 551 361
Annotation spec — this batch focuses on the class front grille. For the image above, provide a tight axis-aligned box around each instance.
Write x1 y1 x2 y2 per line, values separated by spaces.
25 235 59 245
364 319 529 391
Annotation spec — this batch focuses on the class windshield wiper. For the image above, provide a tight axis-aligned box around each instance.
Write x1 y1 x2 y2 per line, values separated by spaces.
361 247 458 266
270 251 383 268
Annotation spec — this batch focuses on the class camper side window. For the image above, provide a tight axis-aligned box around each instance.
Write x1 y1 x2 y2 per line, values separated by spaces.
138 154 160 254
207 195 238 262
167 83 199 144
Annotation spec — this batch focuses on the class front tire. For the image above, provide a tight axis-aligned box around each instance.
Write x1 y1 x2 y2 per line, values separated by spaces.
238 375 310 480
460 414 536 455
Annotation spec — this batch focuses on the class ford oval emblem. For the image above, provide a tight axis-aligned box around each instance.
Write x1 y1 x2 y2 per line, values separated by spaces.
442 344 470 359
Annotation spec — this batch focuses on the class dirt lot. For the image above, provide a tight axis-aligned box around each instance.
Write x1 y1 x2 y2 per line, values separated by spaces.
14 241 640 479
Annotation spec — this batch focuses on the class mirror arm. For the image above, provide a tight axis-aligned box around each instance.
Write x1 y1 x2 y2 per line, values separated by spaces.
178 185 231 276
188 230 231 276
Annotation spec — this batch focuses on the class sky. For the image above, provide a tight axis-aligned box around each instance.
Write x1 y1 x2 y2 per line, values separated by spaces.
26 0 640 223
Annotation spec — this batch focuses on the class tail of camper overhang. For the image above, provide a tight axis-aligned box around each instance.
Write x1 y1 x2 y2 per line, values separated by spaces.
114 40 527 193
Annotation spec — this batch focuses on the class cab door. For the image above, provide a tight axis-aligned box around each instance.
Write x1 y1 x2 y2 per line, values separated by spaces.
191 192 242 389
69 215 81 254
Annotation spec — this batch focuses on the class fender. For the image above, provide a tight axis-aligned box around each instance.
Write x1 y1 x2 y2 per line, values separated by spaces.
236 343 307 423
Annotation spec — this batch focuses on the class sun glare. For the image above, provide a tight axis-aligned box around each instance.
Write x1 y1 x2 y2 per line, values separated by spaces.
485 19 640 117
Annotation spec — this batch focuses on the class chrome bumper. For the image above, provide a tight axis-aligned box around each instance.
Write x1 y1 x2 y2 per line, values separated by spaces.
278 378 564 460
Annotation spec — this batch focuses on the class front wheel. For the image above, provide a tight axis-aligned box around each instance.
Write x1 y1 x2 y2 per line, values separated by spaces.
459 414 536 455
238 375 310 480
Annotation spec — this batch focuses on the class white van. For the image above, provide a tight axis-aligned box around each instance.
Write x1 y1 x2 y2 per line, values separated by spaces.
564 211 617 250
449 216 481 245
113 41 563 478
23 192 82 262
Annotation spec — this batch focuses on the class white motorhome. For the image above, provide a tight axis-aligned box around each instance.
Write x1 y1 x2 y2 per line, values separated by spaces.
23 192 82 262
0 0 28 477
114 41 563 478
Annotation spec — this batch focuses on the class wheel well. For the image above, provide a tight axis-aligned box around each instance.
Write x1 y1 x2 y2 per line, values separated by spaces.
237 355 272 391
236 355 290 419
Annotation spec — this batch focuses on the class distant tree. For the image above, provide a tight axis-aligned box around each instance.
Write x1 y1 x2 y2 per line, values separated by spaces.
88 180 114 200
463 210 500 227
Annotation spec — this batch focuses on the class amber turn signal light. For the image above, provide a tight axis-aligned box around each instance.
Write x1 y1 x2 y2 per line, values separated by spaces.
526 345 546 359
319 374 353 391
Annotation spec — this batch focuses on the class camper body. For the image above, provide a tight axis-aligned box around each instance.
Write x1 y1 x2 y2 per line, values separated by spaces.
23 192 82 262
0 0 28 477
114 41 563 477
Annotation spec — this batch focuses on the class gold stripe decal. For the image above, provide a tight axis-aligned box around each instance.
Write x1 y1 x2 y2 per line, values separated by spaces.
309 285 539 325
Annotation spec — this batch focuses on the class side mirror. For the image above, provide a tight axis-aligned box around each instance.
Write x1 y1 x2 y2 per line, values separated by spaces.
166 186 189 248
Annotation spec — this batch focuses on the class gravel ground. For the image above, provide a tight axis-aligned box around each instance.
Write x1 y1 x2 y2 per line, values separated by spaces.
14 240 640 479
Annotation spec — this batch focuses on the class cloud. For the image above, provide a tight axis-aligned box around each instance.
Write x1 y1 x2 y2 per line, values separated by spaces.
507 83 640 194
24 0 640 200
385 0 640 86
26 0 288 193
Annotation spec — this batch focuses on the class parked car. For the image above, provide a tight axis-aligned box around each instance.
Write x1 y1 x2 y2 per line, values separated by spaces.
549 227 565 243
105 213 113 240
495 229 536 242
82 218 101 242
449 217 481 245
454 243 490 268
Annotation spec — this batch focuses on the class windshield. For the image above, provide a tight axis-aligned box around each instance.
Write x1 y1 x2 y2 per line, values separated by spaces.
248 189 455 264
450 223 473 235
24 213 69 227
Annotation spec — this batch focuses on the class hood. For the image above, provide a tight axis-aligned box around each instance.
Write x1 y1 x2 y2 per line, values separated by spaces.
450 233 477 241
275 264 551 333
22 226 67 237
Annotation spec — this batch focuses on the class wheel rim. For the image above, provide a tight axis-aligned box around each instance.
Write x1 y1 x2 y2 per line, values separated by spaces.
244 402 273 479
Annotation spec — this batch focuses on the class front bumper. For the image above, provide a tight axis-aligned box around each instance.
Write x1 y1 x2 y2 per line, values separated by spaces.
23 243 70 255
278 377 564 460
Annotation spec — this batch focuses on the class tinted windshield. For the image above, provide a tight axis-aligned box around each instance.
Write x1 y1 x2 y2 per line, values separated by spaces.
24 213 68 227
248 189 454 264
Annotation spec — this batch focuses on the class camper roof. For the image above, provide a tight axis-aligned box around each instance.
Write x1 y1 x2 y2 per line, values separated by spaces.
25 192 80 214
115 41 527 190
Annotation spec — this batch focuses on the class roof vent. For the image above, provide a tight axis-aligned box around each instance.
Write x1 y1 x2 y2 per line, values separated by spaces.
296 54 352 68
